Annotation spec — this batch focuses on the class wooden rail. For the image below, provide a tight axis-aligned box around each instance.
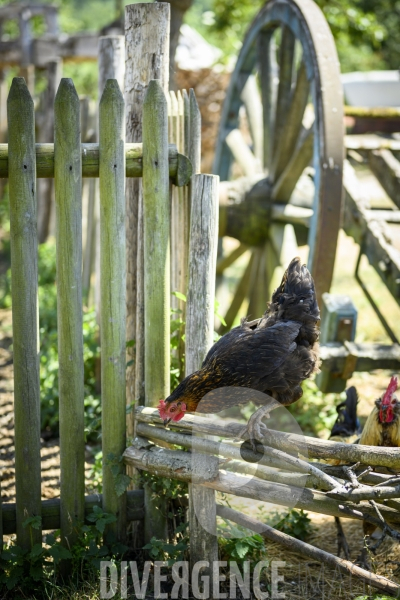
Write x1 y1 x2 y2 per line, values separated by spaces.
0 142 191 182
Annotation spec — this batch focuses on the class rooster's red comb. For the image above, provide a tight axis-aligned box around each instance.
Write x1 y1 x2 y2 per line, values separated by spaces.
382 376 398 405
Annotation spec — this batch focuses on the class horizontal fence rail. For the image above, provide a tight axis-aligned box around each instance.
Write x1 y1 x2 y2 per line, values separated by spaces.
0 142 191 183
2 491 144 535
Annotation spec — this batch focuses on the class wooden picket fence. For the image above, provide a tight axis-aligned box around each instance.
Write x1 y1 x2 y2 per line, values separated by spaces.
0 75 199 552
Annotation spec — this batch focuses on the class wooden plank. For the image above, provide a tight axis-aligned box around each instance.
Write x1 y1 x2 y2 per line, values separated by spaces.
54 79 84 549
2 491 145 535
7 77 41 550
125 3 170 455
345 106 400 119
343 160 400 305
345 134 400 151
319 341 400 373
186 173 219 583
368 149 400 209
99 80 126 541
142 80 170 542
0 142 183 181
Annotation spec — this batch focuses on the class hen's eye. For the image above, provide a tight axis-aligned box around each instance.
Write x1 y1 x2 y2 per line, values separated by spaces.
170 406 176 412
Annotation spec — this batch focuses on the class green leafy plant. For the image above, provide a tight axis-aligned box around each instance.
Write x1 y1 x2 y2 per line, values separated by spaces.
218 521 267 566
143 523 189 566
271 509 313 542
0 506 128 594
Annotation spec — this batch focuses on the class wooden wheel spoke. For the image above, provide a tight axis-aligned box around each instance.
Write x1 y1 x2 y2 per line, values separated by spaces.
268 223 299 294
272 61 310 182
216 243 249 275
272 125 314 203
270 25 295 181
240 75 263 165
258 30 275 171
247 247 267 319
220 252 255 333
226 128 261 177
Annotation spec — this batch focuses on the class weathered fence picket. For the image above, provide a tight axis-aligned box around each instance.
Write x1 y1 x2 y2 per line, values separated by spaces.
186 173 220 578
7 78 42 549
142 79 170 542
99 80 127 540
54 78 85 548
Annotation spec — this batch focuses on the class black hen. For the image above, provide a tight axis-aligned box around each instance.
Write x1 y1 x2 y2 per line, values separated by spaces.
159 257 320 443
330 386 361 441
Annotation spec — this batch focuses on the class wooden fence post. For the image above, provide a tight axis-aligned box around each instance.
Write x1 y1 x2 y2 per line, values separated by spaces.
54 79 84 549
125 2 170 425
37 59 62 244
142 80 170 542
99 79 127 541
186 173 219 583
7 77 42 549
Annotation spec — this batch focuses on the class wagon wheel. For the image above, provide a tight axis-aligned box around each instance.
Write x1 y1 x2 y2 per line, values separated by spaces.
213 0 343 331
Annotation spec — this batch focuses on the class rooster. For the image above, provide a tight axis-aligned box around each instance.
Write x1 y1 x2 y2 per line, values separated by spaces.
158 257 320 446
359 376 400 447
329 377 399 564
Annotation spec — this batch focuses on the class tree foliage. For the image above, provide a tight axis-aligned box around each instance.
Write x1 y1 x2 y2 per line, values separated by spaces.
186 0 400 72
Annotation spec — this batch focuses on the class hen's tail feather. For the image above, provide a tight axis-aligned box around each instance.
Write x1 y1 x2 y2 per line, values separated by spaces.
330 386 361 439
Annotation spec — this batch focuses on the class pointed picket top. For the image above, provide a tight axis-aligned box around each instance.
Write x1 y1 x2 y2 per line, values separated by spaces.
8 76 33 109
55 77 80 111
143 78 167 110
189 88 201 174
100 77 124 109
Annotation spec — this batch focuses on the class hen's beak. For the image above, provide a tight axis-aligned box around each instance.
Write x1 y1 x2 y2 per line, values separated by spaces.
163 418 171 426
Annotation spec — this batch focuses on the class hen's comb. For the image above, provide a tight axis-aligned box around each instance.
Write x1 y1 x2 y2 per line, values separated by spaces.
382 376 398 405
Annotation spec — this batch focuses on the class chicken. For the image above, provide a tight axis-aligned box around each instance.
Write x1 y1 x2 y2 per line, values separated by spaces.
329 386 361 463
158 256 320 446
329 377 399 565
359 376 400 447
327 386 362 559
